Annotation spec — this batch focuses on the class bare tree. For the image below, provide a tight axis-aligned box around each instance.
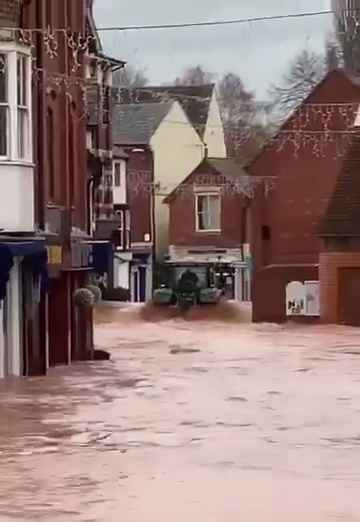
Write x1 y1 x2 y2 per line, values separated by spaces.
332 0 360 74
268 49 325 117
218 72 274 162
174 65 215 86
171 66 273 161
218 72 256 123
113 65 148 88
325 34 343 71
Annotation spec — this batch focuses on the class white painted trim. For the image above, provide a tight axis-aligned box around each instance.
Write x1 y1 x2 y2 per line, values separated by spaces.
8 50 17 160
0 42 32 162
0 160 35 166
146 261 153 302
0 41 31 55
195 192 221 233
8 259 21 376
26 53 33 163
113 158 127 205
193 185 221 194
0 259 23 378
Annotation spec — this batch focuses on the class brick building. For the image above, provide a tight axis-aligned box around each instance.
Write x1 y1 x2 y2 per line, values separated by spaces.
20 0 94 366
86 0 128 300
0 0 48 377
320 130 360 325
165 157 251 301
249 70 360 323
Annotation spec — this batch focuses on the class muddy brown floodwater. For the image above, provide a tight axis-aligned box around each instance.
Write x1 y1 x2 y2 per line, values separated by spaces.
1 303 360 521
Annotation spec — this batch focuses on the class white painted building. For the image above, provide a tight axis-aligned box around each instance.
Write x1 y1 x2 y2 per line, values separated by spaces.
0 38 37 379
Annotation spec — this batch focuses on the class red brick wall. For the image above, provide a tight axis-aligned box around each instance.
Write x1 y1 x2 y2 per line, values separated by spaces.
250 71 360 269
23 0 87 231
252 265 318 323
168 162 248 248
125 147 154 244
0 0 21 26
249 71 360 322
320 251 360 323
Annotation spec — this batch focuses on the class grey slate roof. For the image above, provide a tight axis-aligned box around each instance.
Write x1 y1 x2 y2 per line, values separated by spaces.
112 102 173 145
139 85 215 138
207 157 248 180
116 84 215 138
320 133 360 237
164 157 249 203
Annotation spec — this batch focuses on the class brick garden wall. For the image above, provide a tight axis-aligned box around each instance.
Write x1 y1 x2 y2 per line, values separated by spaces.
252 265 319 323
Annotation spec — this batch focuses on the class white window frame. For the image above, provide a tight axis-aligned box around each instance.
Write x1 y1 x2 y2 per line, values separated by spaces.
17 53 29 160
113 160 122 188
0 42 32 163
113 159 127 205
0 53 9 159
195 191 221 233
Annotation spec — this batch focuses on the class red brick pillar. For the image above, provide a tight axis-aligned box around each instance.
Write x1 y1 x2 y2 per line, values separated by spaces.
320 252 360 323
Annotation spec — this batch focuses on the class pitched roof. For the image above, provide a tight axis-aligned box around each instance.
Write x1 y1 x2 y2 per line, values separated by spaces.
207 157 248 180
120 84 215 138
112 102 173 145
320 132 360 237
246 69 360 173
164 157 248 203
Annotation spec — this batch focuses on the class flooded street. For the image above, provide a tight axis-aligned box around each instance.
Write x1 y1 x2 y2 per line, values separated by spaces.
1 304 360 521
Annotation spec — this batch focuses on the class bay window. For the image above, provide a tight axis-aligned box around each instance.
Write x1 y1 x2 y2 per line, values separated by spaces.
0 44 31 161
196 193 221 232
0 54 8 157
114 161 121 187
17 54 28 159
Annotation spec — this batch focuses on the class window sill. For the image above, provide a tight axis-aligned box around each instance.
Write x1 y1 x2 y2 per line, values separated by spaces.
196 229 222 234
0 159 34 167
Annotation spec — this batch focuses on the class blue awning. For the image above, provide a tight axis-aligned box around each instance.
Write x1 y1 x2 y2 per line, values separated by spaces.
0 240 47 300
0 241 46 257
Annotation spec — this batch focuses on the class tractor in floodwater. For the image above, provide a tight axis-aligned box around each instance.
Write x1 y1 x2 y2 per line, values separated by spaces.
153 268 222 312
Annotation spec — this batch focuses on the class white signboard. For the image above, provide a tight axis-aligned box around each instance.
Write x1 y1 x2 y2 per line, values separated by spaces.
286 280 320 317
286 281 305 316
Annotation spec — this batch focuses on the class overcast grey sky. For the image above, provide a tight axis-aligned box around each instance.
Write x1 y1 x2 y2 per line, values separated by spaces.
94 0 333 100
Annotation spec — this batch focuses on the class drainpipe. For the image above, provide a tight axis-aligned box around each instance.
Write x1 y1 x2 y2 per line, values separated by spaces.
87 176 95 236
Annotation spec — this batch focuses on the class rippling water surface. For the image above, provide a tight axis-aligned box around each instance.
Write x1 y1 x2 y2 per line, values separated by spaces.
1 303 360 521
